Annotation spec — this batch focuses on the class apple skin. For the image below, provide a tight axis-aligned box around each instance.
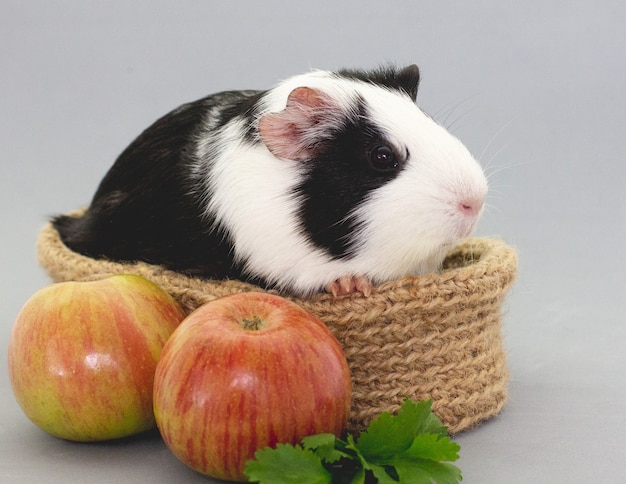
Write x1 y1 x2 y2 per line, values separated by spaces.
8 274 185 442
153 292 352 481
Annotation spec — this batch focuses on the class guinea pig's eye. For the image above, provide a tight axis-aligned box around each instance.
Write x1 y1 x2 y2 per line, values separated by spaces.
369 145 399 172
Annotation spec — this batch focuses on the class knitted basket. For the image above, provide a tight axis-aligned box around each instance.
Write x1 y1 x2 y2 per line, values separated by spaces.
37 216 517 434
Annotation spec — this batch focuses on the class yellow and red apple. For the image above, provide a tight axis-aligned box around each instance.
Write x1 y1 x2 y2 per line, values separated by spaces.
8 274 185 442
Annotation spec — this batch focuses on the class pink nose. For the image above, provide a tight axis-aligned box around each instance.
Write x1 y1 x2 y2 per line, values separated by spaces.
459 197 485 216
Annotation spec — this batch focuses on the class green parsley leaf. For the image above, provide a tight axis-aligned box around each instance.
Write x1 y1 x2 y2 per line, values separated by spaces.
302 433 349 464
393 458 463 484
404 433 460 462
243 443 332 484
412 402 449 438
382 434 462 483
243 398 463 484
342 434 396 484
356 399 447 460
364 462 400 484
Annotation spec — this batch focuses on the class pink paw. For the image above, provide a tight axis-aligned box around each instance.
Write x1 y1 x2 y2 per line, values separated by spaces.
326 275 372 297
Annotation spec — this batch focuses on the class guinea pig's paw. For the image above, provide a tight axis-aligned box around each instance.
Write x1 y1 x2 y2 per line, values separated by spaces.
326 275 372 297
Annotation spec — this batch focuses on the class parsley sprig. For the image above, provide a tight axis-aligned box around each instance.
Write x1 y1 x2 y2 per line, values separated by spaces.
244 398 462 483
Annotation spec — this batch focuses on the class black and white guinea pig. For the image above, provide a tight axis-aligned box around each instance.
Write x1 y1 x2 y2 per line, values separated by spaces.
53 64 488 297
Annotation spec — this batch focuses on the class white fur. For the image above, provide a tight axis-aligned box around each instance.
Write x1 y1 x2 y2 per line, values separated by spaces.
196 70 488 295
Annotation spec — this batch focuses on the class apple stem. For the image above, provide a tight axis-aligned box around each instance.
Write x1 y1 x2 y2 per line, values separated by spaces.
241 316 264 331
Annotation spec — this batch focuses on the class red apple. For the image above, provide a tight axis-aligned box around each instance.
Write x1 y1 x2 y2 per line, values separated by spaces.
8 274 185 442
153 292 352 481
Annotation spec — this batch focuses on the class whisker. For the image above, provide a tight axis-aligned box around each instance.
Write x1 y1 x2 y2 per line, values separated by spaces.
479 115 520 170
486 186 506 198
432 94 479 129
486 159 533 186
483 201 503 215
431 97 463 120
446 110 472 133
483 141 513 174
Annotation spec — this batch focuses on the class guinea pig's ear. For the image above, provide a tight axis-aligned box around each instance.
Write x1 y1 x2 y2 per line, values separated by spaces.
258 87 339 161
397 64 420 102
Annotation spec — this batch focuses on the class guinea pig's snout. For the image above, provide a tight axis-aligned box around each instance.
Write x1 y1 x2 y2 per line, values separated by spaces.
458 196 485 217
451 189 486 239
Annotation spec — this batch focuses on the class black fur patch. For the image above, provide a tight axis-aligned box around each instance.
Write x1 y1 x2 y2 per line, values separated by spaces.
295 97 407 258
52 91 261 280
336 64 420 101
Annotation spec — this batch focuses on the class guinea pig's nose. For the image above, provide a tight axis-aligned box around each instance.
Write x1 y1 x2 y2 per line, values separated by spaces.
458 196 485 216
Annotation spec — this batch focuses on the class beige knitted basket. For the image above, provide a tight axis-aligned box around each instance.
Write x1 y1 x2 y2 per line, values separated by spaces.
37 217 517 434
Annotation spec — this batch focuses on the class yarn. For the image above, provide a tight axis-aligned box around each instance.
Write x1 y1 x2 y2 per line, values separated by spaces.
37 215 517 434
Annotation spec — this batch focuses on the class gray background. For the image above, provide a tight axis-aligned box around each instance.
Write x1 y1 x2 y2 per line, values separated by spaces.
2 1 625 482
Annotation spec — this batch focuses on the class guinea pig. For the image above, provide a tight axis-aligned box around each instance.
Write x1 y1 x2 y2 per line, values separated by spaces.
52 64 488 297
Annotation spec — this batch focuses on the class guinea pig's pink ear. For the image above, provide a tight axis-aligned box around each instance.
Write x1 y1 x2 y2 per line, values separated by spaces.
258 87 338 161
